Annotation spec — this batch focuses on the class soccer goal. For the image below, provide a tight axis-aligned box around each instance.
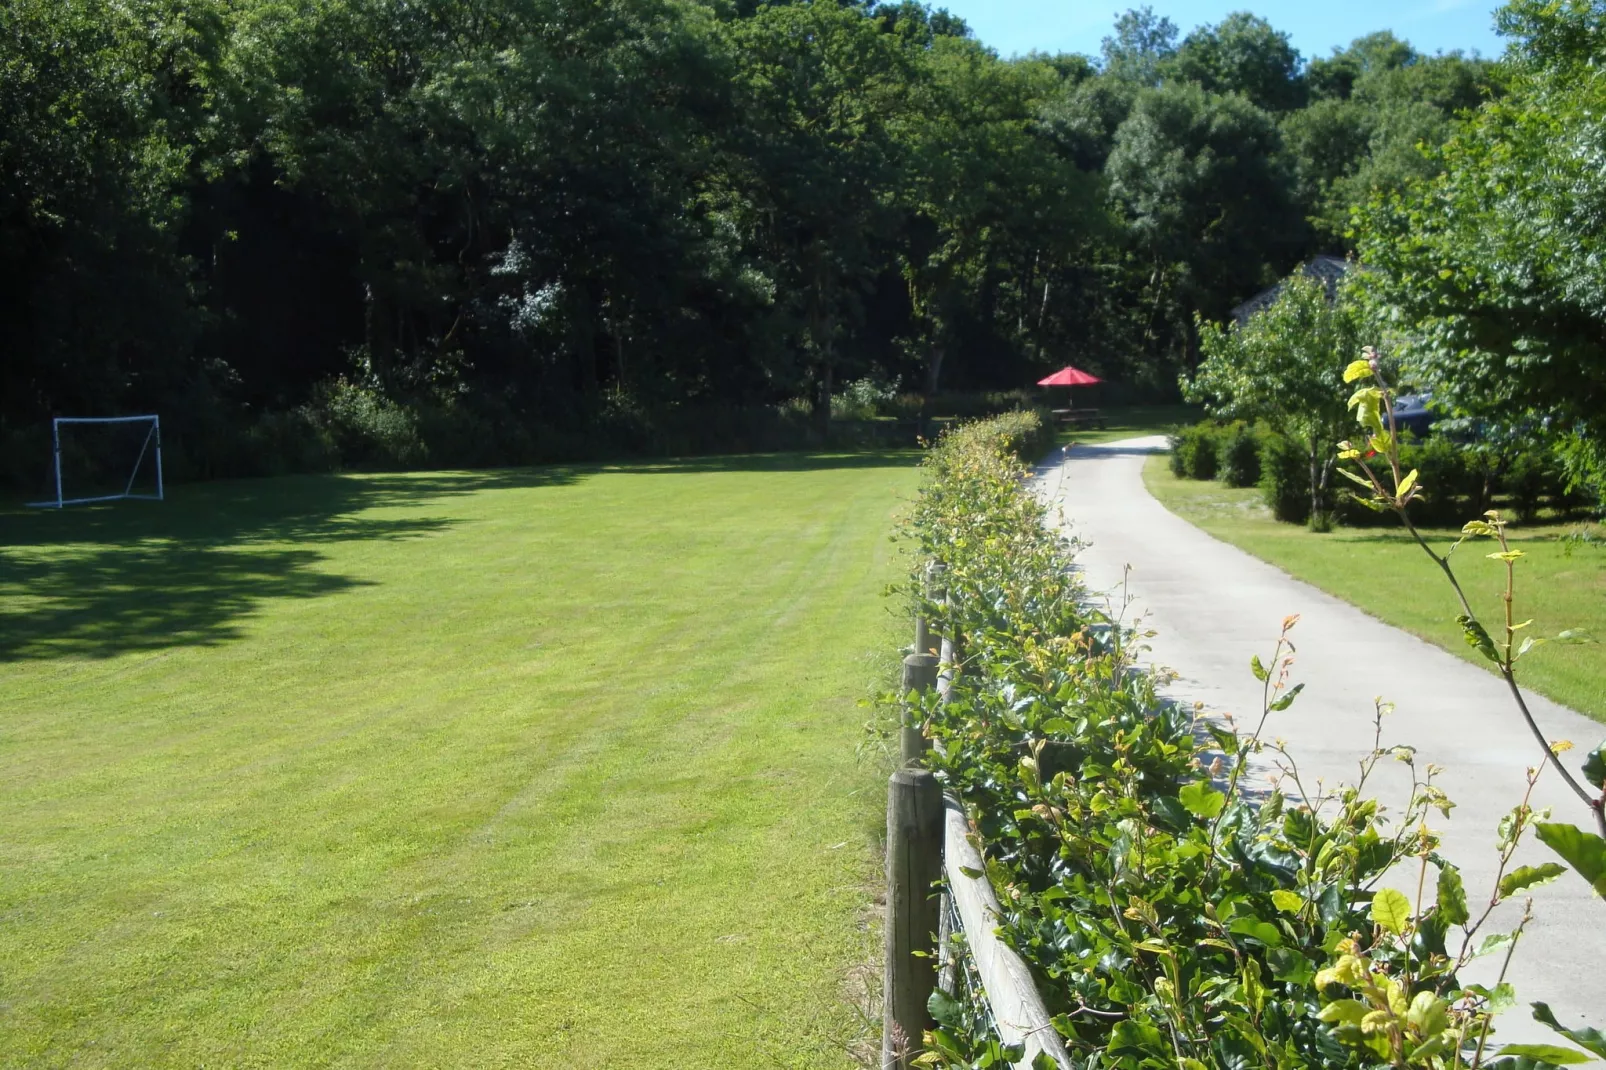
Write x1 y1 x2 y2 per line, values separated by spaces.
29 415 165 508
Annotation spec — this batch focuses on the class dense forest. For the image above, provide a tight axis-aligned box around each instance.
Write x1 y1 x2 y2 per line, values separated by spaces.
6 0 1596 489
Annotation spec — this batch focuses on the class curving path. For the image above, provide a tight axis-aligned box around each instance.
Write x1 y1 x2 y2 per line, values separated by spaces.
1037 435 1604 1049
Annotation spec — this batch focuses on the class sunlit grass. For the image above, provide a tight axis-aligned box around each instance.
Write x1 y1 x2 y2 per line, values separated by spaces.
1054 405 1202 448
1143 455 1606 723
0 453 919 1068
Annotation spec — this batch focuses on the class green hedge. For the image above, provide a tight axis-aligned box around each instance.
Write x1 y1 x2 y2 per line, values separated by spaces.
1169 421 1262 487
1163 418 1592 530
1259 431 1312 524
3 382 944 499
1169 423 1223 480
1220 423 1262 487
934 408 1055 469
902 421 1596 1067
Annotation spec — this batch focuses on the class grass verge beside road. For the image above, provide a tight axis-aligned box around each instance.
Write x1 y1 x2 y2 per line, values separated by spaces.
1143 454 1606 723
1054 405 1202 448
0 452 919 1068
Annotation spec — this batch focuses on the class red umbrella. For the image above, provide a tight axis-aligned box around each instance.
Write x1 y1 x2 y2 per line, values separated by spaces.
1036 366 1102 387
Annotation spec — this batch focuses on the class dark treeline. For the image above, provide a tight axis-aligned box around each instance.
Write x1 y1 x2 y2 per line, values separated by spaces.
1 0 1501 482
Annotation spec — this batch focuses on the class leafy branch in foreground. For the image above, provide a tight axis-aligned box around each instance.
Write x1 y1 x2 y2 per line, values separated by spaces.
1336 349 1606 850
898 413 1603 1068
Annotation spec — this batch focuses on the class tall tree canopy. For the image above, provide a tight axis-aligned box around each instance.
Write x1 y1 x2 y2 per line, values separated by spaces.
0 1 1517 487
1357 0 1606 491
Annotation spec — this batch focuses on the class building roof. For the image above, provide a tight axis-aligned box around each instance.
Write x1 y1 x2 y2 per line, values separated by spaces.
1231 255 1352 323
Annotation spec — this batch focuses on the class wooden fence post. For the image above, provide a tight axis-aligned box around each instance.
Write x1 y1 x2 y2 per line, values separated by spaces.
900 653 938 765
915 560 946 656
882 768 944 1070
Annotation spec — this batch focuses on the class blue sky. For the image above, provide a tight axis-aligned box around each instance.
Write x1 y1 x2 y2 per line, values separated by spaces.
936 0 1506 63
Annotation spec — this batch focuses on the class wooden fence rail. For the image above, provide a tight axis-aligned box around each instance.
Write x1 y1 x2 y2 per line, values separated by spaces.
882 560 1069 1069
940 800 1072 1068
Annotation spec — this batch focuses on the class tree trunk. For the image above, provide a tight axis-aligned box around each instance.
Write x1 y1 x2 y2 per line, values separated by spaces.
810 270 834 438
363 280 396 388
924 341 945 398
1319 455 1335 526
1307 441 1324 529
610 313 626 397
571 284 599 396
815 331 834 438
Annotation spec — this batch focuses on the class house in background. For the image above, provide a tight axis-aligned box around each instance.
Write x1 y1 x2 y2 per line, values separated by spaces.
1231 254 1351 324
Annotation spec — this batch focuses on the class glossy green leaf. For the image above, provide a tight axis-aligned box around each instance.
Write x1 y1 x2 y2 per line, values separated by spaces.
1270 889 1303 914
1498 863 1567 899
1370 887 1411 936
1228 917 1284 947
1534 823 1606 895
1268 682 1305 712
1532 1002 1606 1059
1473 932 1517 959
1465 982 1518 1014
1436 864 1469 925
1179 780 1226 820
928 987 965 1027
1107 1019 1166 1057
1458 615 1501 663
1494 1044 1593 1065
1318 999 1368 1025
1583 743 1606 791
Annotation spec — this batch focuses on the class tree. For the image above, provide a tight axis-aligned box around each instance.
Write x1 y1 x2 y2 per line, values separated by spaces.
1170 12 1306 113
1186 272 1364 526
1101 7 1177 86
1281 98 1373 240
895 38 1102 394
1307 31 1416 102
725 0 909 426
1037 75 1136 171
1356 0 1606 496
1105 83 1301 357
0 0 1550 485
0 0 221 423
1285 36 1503 248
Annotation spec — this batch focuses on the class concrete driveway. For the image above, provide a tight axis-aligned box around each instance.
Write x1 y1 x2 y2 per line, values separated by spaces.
1036 435 1605 1050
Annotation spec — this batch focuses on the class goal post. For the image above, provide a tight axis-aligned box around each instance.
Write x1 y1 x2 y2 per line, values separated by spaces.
29 415 165 508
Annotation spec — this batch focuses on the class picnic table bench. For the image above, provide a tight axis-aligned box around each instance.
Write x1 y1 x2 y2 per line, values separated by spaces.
1051 407 1106 430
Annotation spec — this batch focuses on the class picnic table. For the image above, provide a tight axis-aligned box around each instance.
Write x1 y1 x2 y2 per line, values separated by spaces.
1051 407 1106 430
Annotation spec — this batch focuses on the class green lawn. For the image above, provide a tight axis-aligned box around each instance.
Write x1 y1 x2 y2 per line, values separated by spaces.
1056 405 1202 448
1143 455 1606 723
0 453 919 1068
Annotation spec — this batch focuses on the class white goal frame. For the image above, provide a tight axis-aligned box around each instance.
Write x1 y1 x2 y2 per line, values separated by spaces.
29 415 165 508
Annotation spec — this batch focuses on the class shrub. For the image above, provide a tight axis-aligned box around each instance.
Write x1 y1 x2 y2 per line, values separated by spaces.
1398 435 1474 528
830 377 901 421
1259 431 1310 523
1504 447 1563 523
937 409 1052 468
1167 430 1188 477
1173 422 1221 480
0 422 53 501
309 377 425 470
249 409 338 477
924 390 1037 419
900 425 1595 1069
1218 422 1261 487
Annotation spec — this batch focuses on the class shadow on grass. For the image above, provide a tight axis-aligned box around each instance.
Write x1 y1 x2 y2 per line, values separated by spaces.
0 451 917 662
0 468 582 662
1064 441 1169 457
599 448 918 476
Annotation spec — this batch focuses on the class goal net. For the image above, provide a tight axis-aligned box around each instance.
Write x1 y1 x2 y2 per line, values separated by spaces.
31 416 165 508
